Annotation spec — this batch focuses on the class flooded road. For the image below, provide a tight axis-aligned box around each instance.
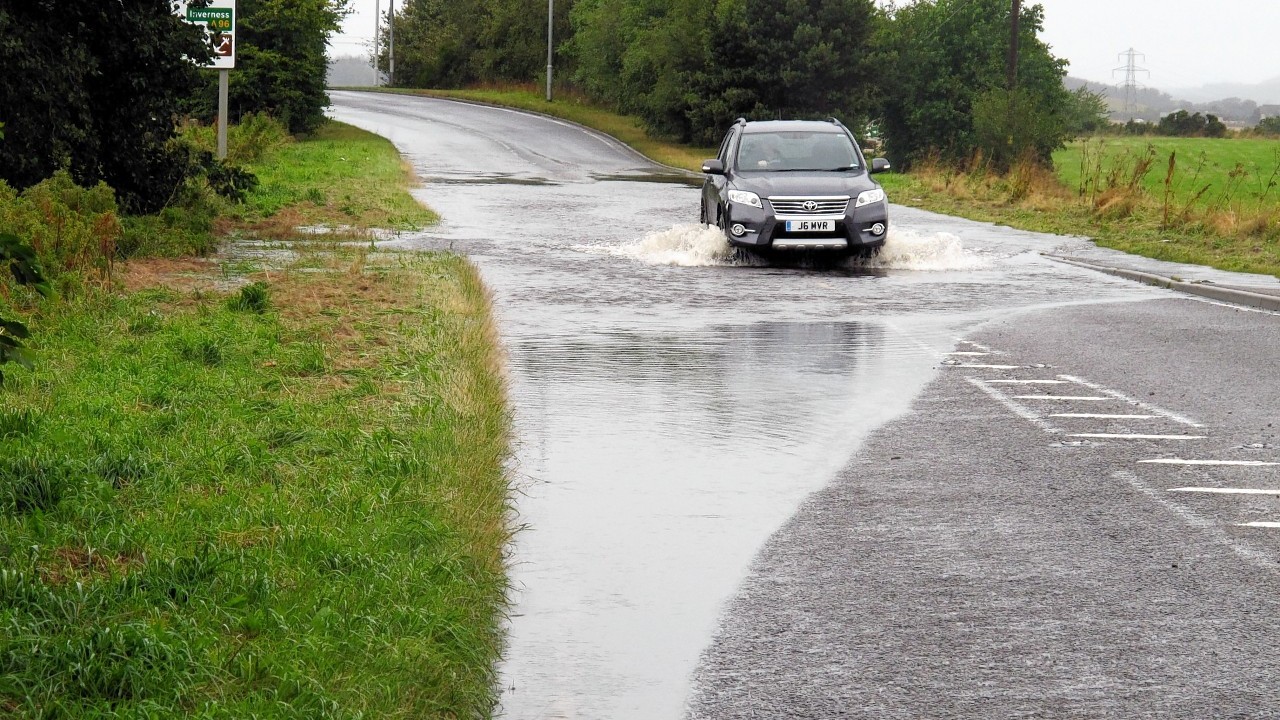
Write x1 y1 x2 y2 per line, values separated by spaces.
327 91 1170 718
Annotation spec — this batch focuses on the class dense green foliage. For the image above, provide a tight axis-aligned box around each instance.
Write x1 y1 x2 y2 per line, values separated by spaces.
383 0 1073 164
0 233 52 385
381 0 571 88
876 0 1069 168
187 0 350 134
1156 110 1228 138
0 0 211 213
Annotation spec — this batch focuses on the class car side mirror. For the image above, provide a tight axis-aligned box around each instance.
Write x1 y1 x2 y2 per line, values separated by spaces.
870 157 891 174
702 158 725 175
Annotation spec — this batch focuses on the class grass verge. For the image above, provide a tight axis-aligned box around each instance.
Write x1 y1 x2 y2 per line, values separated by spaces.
2 119 510 717
1 249 511 718
227 121 440 238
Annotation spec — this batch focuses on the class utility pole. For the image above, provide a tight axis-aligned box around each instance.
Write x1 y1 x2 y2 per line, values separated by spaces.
1007 0 1021 90
1112 48 1149 121
373 0 380 86
388 0 395 86
546 0 554 102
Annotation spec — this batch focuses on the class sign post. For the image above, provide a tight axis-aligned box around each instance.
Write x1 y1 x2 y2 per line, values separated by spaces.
182 1 237 159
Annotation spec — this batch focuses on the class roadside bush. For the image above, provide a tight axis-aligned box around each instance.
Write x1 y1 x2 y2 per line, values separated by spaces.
182 113 293 165
0 172 121 278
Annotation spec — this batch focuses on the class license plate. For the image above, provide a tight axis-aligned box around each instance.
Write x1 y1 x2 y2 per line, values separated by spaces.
785 219 834 233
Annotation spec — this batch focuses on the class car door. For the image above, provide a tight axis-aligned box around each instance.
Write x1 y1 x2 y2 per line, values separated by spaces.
703 129 736 226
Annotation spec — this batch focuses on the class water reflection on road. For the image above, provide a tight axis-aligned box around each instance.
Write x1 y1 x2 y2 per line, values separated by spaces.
328 92 1158 719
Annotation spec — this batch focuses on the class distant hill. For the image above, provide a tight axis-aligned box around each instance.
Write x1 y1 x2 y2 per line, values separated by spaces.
1064 76 1267 125
1165 77 1280 106
327 55 378 88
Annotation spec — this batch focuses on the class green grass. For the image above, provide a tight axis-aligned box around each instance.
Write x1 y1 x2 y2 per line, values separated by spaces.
230 122 439 235
1055 136 1280 212
0 250 512 717
357 85 716 172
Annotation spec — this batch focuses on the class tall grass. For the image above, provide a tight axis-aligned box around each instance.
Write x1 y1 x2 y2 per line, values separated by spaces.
883 140 1280 277
0 250 512 717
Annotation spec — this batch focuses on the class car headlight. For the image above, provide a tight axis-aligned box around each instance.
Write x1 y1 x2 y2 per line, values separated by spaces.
855 188 886 208
728 190 763 208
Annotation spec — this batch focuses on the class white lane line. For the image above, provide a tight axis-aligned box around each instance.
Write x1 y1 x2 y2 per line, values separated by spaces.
965 378 1060 434
1069 433 1206 440
1013 395 1111 401
1141 459 1280 466
1057 374 1203 427
1118 470 1276 569
987 379 1069 384
947 364 1022 369
1240 522 1280 529
957 340 993 351
1051 413 1157 419
1170 487 1280 495
945 351 991 356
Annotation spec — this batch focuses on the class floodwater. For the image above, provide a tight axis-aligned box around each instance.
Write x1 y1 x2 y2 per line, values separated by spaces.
326 91 1167 719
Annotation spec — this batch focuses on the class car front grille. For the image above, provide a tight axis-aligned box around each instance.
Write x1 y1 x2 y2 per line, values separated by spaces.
768 197 850 215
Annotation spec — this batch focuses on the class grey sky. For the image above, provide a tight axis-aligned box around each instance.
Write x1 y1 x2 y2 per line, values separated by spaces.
1033 0 1280 89
332 0 1280 91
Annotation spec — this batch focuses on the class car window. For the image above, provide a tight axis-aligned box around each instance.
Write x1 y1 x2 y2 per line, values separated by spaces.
717 131 734 163
736 131 860 172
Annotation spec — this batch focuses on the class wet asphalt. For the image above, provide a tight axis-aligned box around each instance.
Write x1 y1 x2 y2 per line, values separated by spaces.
327 91 1280 719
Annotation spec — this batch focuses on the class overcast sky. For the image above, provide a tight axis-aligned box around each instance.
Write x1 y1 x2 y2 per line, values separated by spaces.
331 0 1280 91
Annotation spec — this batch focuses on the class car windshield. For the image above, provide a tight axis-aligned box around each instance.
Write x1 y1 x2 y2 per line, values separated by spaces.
736 131 860 172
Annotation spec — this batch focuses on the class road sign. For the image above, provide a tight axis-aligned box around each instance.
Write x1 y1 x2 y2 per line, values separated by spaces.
182 0 236 69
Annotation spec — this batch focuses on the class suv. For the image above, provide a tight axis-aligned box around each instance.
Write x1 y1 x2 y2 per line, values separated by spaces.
700 118 891 254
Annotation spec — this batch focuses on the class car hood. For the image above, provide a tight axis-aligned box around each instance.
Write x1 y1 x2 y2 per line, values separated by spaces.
730 171 878 199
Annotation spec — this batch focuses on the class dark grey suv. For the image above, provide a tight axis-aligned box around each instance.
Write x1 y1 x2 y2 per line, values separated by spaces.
700 118 891 254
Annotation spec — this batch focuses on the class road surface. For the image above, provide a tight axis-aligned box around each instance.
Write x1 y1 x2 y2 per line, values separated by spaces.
328 91 1280 719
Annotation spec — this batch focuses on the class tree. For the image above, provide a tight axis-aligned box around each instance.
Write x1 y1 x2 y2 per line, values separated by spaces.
687 0 882 145
1063 86 1110 137
1157 110 1227 138
187 0 349 135
876 0 1070 169
0 0 212 213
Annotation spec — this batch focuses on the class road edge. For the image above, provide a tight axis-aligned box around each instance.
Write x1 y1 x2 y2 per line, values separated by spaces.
1046 254 1280 312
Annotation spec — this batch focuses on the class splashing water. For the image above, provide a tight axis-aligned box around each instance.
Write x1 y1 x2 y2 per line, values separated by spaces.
577 224 734 267
868 229 991 271
581 224 989 270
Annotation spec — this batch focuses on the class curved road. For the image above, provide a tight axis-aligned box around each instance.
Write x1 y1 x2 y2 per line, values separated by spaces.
328 91 1280 719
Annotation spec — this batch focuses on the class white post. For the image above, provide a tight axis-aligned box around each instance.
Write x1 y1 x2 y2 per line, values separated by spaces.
217 69 229 159
373 0 380 86
545 0 554 102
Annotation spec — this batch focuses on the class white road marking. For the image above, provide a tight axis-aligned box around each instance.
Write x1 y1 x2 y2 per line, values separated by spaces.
948 364 1022 369
1051 413 1156 419
966 378 1060 433
957 340 993 352
1240 522 1280 529
1013 395 1111 401
1069 433 1205 440
1141 459 1280 466
986 379 1069 384
945 351 990 356
1117 471 1276 569
1170 487 1280 495
1058 374 1203 427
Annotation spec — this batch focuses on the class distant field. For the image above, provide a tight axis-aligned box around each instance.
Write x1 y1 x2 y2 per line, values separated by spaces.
1054 137 1280 210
